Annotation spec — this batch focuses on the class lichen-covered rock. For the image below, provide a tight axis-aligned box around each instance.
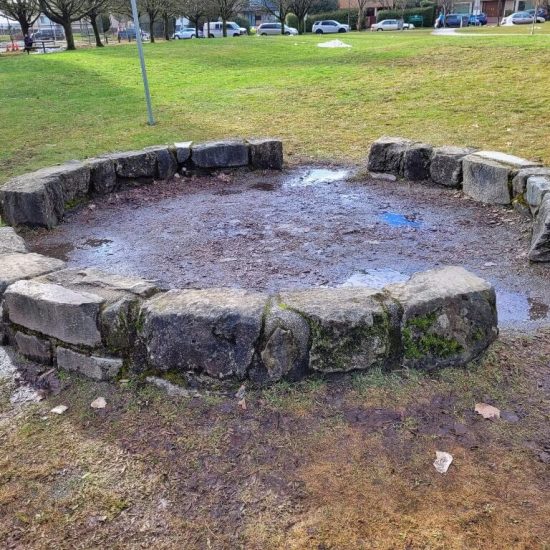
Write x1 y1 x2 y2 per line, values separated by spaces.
248 139 284 170
0 227 27 254
139 288 267 379
56 347 122 380
529 195 550 262
0 253 65 295
463 151 540 205
511 166 550 196
526 175 550 216
191 140 249 169
402 143 433 181
387 266 497 370
107 150 157 180
278 287 402 373
367 136 414 175
4 280 103 347
174 141 192 164
144 146 178 180
250 300 310 384
15 331 52 363
86 157 117 195
430 146 477 187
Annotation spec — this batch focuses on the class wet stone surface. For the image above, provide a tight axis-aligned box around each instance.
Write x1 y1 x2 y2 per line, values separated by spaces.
24 166 550 330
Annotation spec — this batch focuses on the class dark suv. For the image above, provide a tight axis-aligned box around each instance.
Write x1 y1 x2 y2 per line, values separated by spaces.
445 14 470 27
468 13 488 25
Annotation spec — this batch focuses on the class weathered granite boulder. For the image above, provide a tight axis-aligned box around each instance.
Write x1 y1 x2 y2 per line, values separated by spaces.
191 140 249 169
31 161 91 203
0 253 65 295
56 347 122 380
430 146 477 187
86 157 117 195
107 150 157 180
15 331 52 363
144 146 178 180
0 227 27 254
251 300 311 384
529 195 550 262
278 287 402 373
526 175 550 216
511 166 550 196
248 139 284 170
140 288 267 378
175 141 192 164
402 143 433 181
367 136 414 175
463 151 540 205
387 266 497 370
4 280 103 347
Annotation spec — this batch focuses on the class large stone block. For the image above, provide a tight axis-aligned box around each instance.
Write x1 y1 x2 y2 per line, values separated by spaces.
174 141 192 164
0 227 27 254
107 150 157 180
430 146 477 187
191 140 249 169
511 167 550 196
144 146 178 180
402 143 433 181
529 195 550 262
140 288 267 379
248 139 284 170
278 287 402 373
31 161 91 203
367 136 414 175
5 280 103 347
15 331 52 363
0 253 65 295
526 175 550 216
463 151 540 205
86 157 117 195
56 347 122 380
387 266 497 370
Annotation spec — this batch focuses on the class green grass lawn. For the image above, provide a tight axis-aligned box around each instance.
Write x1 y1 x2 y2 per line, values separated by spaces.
1 31 550 181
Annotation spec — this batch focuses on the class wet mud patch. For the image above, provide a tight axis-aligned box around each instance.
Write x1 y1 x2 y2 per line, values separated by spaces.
24 166 550 330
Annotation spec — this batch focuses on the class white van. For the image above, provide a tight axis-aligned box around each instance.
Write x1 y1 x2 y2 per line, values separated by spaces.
203 21 246 37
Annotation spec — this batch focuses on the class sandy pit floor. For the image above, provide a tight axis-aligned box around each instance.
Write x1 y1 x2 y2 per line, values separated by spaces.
24 165 550 330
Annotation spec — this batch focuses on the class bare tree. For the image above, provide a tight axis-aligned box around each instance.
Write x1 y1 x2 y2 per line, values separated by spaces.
161 0 177 39
288 0 315 34
356 0 369 29
214 0 244 36
84 0 110 46
178 0 205 35
261 0 291 34
139 0 165 42
0 0 40 36
38 0 89 49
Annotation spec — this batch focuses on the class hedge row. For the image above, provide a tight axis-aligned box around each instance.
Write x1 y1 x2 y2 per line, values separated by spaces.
376 6 436 27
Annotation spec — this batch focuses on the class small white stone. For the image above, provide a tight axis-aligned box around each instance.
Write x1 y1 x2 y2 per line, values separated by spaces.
50 405 68 415
90 397 107 409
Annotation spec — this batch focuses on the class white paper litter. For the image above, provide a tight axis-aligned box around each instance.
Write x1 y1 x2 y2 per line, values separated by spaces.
91 397 107 409
50 405 68 415
317 39 351 49
433 451 453 474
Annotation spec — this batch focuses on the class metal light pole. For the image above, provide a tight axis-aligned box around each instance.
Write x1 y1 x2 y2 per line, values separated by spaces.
130 0 155 126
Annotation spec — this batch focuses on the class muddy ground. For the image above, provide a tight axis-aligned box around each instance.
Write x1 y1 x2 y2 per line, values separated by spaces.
25 165 550 329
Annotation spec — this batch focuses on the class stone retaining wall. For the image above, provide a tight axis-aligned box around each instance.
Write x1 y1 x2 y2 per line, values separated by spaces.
367 136 550 263
0 138 500 386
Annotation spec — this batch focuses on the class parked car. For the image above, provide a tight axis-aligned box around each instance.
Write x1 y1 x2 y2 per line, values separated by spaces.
118 28 150 41
31 28 65 41
526 9 547 22
203 21 247 37
312 20 350 33
468 13 488 25
501 11 535 24
371 19 412 31
443 14 470 27
257 22 298 35
173 26 202 39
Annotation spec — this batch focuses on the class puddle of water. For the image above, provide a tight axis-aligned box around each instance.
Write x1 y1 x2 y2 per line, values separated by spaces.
496 290 550 325
285 168 350 188
380 212 422 228
341 268 410 289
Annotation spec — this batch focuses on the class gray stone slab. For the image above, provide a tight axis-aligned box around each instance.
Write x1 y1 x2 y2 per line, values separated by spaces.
140 288 267 379
529 195 550 262
191 140 249 169
402 143 433 181
0 227 27 254
30 161 91 203
248 139 284 170
106 150 157 179
0 253 65 295
144 146 178 180
5 280 103 347
511 167 550 196
430 146 477 187
56 347 122 380
15 331 52 363
367 136 414 175
174 141 192 164
387 266 497 370
86 157 117 195
526 175 550 215
278 287 402 373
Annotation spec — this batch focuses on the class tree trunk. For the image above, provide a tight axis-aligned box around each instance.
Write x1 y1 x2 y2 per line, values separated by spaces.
90 16 104 47
19 19 30 36
63 21 76 50
281 15 285 34
150 16 155 42
164 15 169 40
222 18 227 37
207 20 211 37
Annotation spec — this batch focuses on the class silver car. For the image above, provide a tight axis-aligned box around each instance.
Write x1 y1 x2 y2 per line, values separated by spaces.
257 22 298 35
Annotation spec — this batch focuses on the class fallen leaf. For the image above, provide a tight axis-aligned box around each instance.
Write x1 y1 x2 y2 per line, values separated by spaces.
91 397 107 409
475 402 500 420
50 405 67 415
433 451 453 474
238 397 247 410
